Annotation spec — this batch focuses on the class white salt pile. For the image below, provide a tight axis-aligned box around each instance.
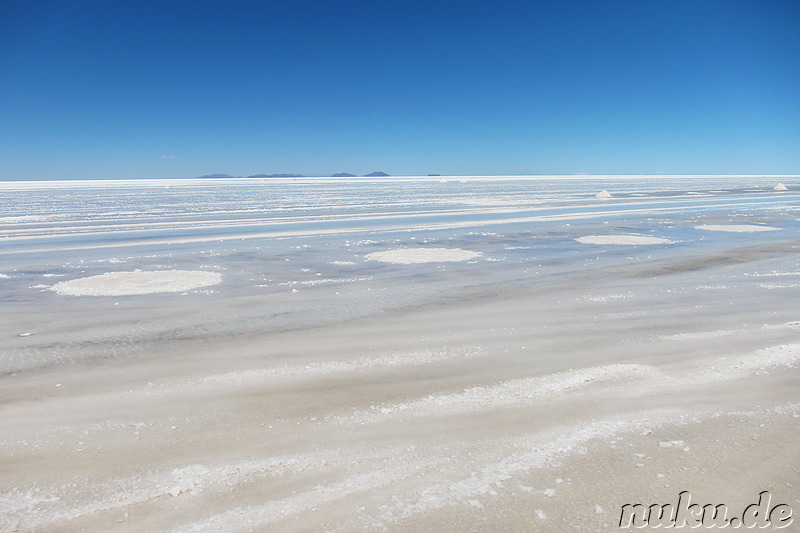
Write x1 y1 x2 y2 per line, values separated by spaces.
365 248 482 264
575 235 674 245
774 183 788 191
695 224 780 233
596 190 613 199
49 270 222 296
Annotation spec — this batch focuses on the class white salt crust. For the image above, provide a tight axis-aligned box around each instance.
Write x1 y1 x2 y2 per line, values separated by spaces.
49 270 222 296
695 224 781 233
365 248 483 264
575 235 674 245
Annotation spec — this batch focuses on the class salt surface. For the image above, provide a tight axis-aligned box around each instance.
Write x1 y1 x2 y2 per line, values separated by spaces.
49 270 222 296
695 224 781 232
575 235 674 245
365 247 482 264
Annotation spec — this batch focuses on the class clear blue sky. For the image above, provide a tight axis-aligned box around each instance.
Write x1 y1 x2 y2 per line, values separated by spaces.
2 0 798 179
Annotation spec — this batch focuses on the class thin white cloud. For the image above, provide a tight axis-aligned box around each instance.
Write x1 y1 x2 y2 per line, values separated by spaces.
160 155 178 159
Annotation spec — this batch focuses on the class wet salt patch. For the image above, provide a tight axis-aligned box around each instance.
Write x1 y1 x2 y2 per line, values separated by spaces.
575 235 674 245
49 270 222 296
365 248 482 264
695 224 781 232
335 364 655 425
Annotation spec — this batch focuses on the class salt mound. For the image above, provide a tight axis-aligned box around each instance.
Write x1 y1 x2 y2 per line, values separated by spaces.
49 270 222 296
365 248 482 264
575 235 674 245
774 183 788 191
596 190 613 199
695 224 780 233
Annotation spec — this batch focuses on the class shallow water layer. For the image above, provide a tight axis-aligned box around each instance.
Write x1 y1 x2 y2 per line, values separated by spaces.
0 176 799 532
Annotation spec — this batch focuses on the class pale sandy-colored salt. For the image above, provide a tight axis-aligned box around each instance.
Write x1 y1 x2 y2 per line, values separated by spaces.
575 235 674 245
695 224 781 232
365 247 482 264
49 270 222 296
774 183 788 191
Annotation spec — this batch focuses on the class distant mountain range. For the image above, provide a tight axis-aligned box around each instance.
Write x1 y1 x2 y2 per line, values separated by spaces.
196 171 391 179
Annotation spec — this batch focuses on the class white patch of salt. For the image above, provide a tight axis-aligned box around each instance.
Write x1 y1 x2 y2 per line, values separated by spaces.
365 248 482 264
49 270 222 296
695 224 780 233
575 235 674 245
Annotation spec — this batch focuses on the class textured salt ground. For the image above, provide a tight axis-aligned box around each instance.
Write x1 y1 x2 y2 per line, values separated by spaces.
2 283 799 532
2 177 800 532
392 408 800 533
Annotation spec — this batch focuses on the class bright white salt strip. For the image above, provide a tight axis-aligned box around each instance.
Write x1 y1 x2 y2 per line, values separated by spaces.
191 347 484 390
334 364 654 426
758 283 800 289
575 235 674 245
658 329 740 341
0 273 10 279
695 224 781 232
49 270 222 296
365 247 482 264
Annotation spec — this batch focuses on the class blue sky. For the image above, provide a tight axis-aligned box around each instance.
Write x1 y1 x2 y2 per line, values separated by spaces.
1 0 798 179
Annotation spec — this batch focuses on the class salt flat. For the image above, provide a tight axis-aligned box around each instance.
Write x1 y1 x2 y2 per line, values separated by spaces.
0 176 799 532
